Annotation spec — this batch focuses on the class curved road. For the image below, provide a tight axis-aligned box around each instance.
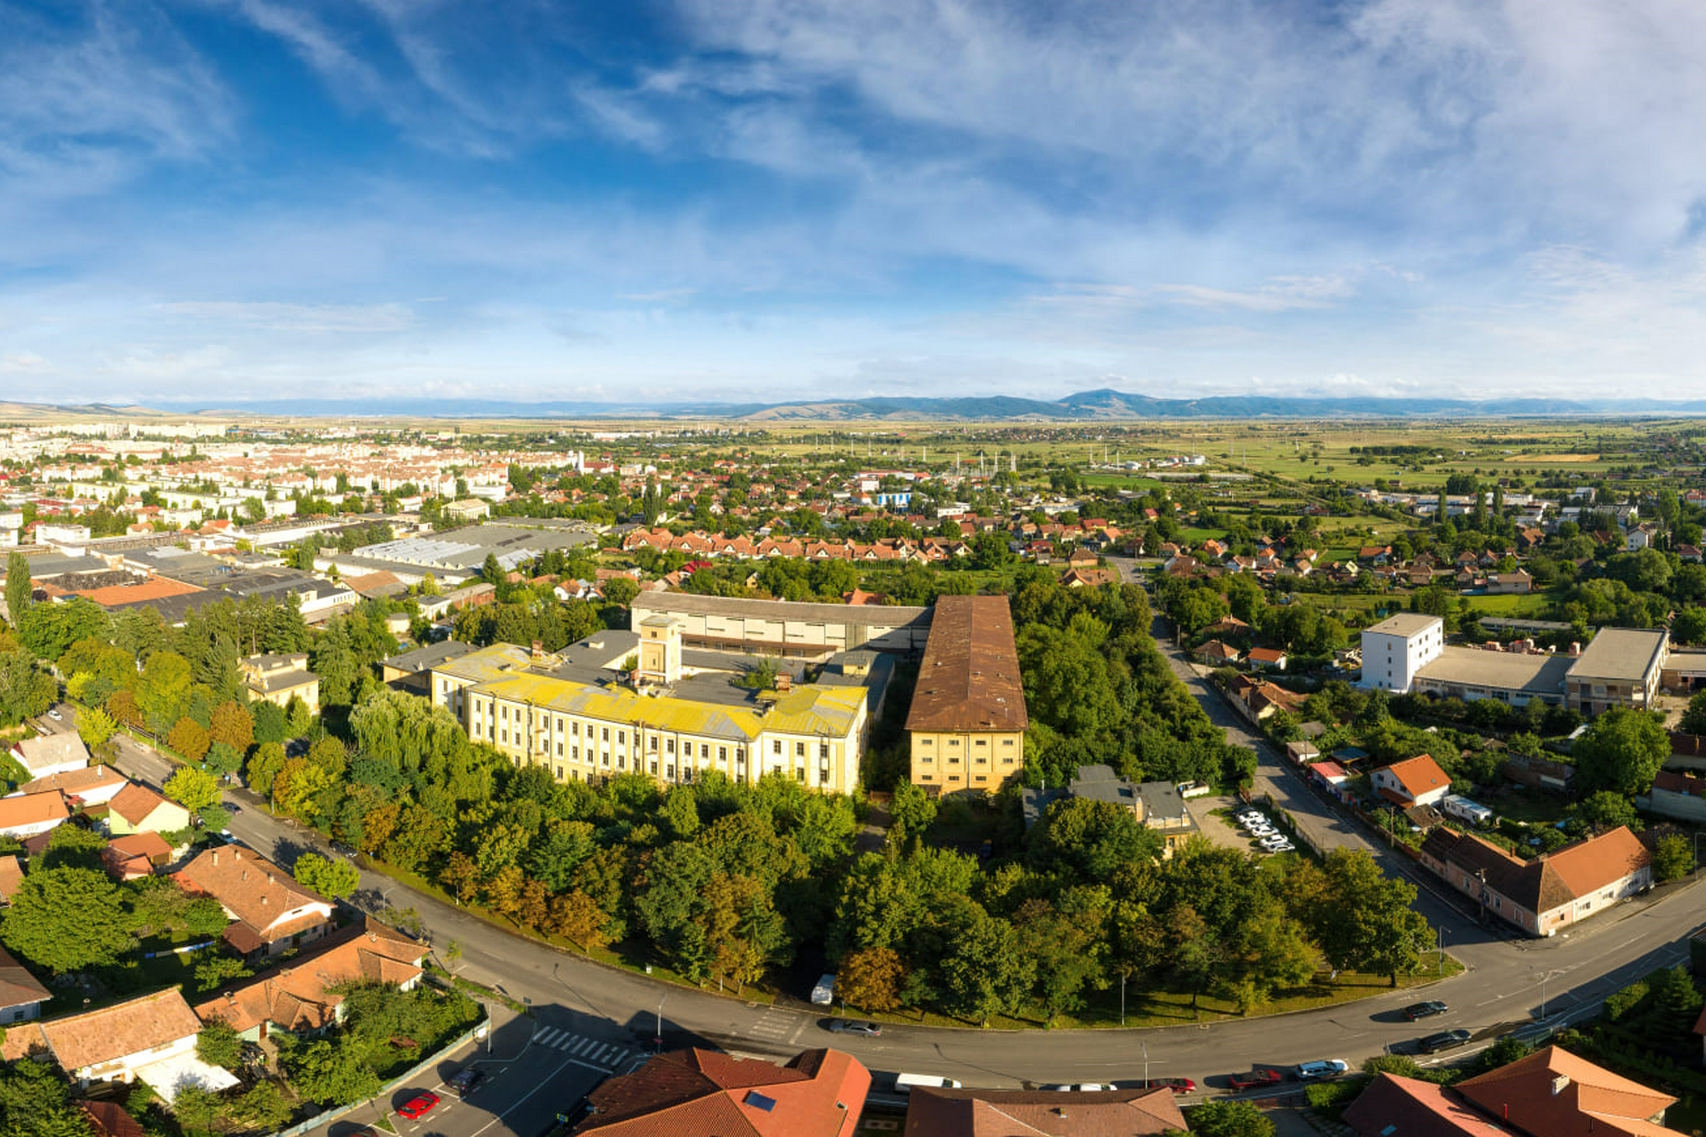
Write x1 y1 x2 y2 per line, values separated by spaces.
81 624 1706 1102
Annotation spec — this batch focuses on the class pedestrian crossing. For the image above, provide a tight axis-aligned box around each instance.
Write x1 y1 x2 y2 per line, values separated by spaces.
747 1006 796 1042
530 1025 643 1070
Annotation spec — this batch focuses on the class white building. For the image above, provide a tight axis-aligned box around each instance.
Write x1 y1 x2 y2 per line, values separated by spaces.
1358 613 1445 694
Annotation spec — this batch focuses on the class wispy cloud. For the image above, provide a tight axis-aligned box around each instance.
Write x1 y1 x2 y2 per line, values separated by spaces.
157 300 417 333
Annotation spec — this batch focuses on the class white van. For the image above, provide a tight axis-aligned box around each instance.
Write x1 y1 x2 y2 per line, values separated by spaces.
810 974 836 1006
895 1073 963 1095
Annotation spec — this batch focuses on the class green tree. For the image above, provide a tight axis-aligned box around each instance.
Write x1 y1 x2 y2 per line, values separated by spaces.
245 741 287 797
4 550 31 628
0 866 136 973
0 1058 97 1137
1314 849 1433 985
293 852 361 900
165 766 222 816
0 649 58 727
1681 690 1706 736
280 1035 381 1106
203 740 243 781
76 705 116 751
136 650 194 733
197 1021 244 1069
1185 1099 1276 1137
1652 833 1695 882
1573 707 1669 796
602 577 639 606
1576 790 1639 831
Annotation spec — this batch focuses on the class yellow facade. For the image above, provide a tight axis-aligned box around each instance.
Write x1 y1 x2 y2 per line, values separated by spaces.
907 728 1024 793
446 671 867 795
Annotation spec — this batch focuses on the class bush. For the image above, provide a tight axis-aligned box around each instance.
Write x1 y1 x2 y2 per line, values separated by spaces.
1304 1075 1369 1117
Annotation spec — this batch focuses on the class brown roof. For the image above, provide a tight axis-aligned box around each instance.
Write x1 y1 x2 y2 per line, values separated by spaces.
107 782 175 827
577 1047 870 1136
1344 1073 1518 1137
1457 1045 1684 1137
1421 827 1651 916
19 764 128 799
0 944 49 1011
905 595 1028 733
0 791 69 831
903 1086 1186 1137
175 846 332 942
73 575 203 608
0 855 23 902
39 988 202 1072
81 1101 146 1137
194 919 426 1033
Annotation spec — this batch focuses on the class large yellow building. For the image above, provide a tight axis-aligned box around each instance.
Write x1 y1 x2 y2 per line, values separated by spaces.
429 640 869 794
905 595 1029 794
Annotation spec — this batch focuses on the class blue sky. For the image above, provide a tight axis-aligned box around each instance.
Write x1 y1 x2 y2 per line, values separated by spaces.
3 0 1706 407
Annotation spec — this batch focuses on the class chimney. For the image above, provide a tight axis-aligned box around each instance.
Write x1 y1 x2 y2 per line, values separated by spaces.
531 640 544 664
212 851 219 867
1552 1075 1571 1096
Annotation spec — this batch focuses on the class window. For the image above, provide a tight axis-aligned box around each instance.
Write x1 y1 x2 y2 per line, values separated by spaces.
650 735 659 752
773 740 782 754
795 742 805 757
667 738 676 754
974 738 987 747
556 742 563 756
650 761 659 774
820 743 830 758
948 738 961 748
1002 739 1014 747
602 727 610 741
795 768 805 782
719 746 727 761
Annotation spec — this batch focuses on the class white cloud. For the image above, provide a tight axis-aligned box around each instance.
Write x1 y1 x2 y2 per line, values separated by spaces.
156 300 417 333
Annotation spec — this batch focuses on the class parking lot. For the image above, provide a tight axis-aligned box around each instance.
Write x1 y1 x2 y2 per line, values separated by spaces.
1187 796 1294 856
323 1008 643 1137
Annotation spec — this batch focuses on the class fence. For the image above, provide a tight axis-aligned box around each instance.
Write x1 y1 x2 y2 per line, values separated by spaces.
265 1016 487 1137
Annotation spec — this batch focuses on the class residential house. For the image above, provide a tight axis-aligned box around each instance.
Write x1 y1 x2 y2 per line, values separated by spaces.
194 919 427 1040
9 733 90 780
1284 739 1320 764
3 988 238 1102
102 832 175 880
106 783 191 836
0 944 50 1024
1418 825 1651 937
239 652 321 715
1640 770 1706 824
1456 1044 1686 1137
1371 754 1452 809
1195 639 1242 665
1486 570 1533 594
16 765 129 807
1059 567 1116 588
0 791 69 840
1247 647 1288 670
1020 765 1199 857
174 846 337 959
572 1047 870 1137
904 1086 1187 1137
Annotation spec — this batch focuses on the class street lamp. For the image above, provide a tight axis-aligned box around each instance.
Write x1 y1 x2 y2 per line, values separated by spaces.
1141 1041 1149 1088
1536 969 1565 1021
655 995 667 1052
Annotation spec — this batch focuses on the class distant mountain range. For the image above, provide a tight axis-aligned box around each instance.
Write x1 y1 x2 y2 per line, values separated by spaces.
15 389 1706 421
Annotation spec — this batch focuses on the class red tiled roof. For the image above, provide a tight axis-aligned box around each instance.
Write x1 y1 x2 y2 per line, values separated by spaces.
1456 1045 1684 1137
0 791 68 831
578 1047 869 1137
1382 754 1450 799
1344 1073 1517 1137
903 1086 1185 1137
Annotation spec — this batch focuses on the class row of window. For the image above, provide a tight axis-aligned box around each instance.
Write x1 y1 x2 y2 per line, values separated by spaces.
472 700 832 760
914 754 1019 766
915 736 1017 748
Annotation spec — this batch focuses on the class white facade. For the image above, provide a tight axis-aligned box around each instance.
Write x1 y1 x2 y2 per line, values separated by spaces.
1359 614 1445 693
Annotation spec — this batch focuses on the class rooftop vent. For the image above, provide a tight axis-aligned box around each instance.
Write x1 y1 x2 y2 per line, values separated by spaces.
743 1091 776 1112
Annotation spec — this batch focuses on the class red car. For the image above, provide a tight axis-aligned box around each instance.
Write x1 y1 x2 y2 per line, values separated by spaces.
1228 1069 1284 1090
1143 1077 1196 1094
397 1091 440 1120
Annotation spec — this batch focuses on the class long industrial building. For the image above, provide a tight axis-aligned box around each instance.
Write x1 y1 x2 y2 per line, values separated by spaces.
906 594 1029 794
628 591 931 659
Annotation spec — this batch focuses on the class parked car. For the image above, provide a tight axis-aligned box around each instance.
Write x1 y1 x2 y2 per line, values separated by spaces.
1260 840 1295 854
447 1067 485 1097
895 1073 962 1095
827 1020 882 1037
1227 1069 1283 1090
1294 1060 1349 1081
1234 808 1265 823
1417 1029 1472 1054
1142 1077 1197 1094
397 1091 440 1120
1403 1000 1448 1021
1258 834 1292 847
1041 1083 1113 1092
